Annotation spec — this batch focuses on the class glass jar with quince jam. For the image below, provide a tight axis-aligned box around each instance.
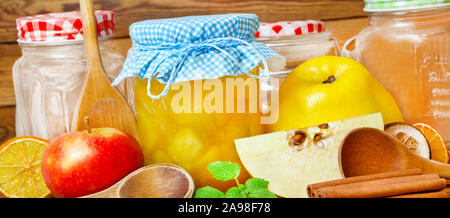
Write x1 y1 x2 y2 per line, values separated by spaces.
112 14 281 191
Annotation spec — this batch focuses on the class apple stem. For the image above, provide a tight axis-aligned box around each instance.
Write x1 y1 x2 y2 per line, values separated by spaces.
323 75 336 84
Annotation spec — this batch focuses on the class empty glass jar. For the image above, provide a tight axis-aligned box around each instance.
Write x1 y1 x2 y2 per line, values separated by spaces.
255 20 340 130
13 11 127 140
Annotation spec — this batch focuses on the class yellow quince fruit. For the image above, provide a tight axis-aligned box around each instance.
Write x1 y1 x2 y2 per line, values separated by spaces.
267 55 403 132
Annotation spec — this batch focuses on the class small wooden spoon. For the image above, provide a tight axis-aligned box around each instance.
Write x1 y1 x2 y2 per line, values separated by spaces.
73 0 137 138
339 127 450 179
82 164 195 198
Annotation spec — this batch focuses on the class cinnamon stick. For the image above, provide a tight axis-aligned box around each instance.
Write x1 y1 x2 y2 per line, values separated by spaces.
307 169 423 197
315 175 446 198
388 189 448 198
445 187 450 197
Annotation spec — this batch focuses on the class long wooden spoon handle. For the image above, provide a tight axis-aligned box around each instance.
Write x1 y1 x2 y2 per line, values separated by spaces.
79 0 103 70
420 159 450 179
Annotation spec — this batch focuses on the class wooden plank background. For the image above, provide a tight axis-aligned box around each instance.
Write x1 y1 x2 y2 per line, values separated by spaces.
0 0 369 143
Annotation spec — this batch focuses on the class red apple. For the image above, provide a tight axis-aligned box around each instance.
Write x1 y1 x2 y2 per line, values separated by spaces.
41 128 144 198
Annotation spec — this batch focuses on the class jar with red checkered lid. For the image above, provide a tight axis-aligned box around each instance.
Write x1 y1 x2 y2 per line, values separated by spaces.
255 20 339 121
13 11 129 140
255 20 339 76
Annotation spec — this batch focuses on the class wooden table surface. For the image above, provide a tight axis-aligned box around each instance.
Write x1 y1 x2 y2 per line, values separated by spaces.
0 0 369 143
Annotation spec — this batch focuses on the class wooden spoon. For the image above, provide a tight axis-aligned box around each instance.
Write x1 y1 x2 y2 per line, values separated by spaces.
339 127 450 179
82 164 195 198
73 0 137 138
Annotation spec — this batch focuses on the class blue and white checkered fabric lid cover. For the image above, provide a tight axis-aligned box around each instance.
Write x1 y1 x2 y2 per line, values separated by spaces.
112 14 280 99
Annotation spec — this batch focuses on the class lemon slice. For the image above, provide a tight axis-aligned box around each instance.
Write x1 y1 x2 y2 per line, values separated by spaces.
0 136 51 198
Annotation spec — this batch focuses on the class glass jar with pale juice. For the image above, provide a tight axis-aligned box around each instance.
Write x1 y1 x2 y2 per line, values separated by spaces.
343 1 450 144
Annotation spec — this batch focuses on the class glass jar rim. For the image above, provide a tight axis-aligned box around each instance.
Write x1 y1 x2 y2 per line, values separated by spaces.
17 35 113 47
364 3 450 14
256 31 333 46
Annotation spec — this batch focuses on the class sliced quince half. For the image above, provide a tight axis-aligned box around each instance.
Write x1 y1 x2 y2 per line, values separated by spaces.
234 113 384 198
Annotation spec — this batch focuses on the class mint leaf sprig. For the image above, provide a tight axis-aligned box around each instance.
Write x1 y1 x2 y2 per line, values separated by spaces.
194 161 277 198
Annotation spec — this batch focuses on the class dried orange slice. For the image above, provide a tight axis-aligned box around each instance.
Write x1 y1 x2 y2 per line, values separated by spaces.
0 136 51 198
413 123 449 164
385 122 430 159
